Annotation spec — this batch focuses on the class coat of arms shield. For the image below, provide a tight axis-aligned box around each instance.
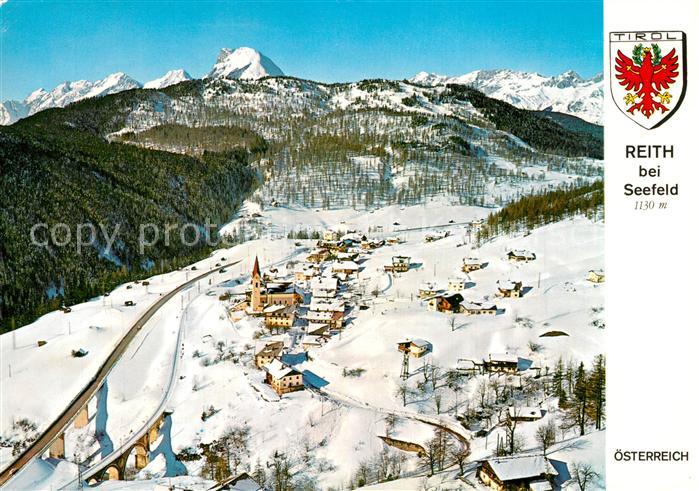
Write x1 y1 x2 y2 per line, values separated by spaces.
610 31 687 129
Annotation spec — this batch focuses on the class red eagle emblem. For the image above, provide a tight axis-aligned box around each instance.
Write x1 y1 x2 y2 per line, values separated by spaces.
615 44 679 118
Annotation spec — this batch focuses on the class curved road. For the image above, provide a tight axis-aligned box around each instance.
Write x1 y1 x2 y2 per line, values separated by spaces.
0 260 241 488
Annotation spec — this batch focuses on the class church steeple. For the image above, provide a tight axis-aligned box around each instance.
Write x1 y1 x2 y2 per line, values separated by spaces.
252 255 261 278
251 255 263 312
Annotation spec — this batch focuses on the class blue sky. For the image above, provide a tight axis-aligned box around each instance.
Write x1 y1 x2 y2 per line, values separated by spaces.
0 0 602 101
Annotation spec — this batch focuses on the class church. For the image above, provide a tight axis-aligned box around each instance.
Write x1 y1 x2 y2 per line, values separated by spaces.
247 256 303 314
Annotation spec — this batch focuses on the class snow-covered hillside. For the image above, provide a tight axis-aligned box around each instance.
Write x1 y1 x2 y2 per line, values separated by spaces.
1 200 605 490
411 69 603 125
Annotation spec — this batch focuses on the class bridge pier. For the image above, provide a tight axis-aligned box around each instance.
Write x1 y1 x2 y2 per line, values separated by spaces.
48 433 65 459
74 406 89 429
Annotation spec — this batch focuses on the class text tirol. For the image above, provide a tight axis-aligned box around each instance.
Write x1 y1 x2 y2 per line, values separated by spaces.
624 183 678 196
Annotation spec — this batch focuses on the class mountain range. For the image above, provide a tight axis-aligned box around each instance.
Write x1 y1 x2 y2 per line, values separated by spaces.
0 47 284 125
1 47 602 126
410 69 603 124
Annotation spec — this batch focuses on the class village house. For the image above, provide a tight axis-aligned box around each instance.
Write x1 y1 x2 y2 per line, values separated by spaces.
264 359 304 396
477 455 557 491
294 263 320 281
448 277 466 292
424 230 449 242
462 257 483 273
418 282 439 299
323 230 338 241
397 339 433 358
361 238 385 250
507 249 537 262
305 310 344 330
426 293 464 313
587 269 605 283
254 341 284 369
386 236 403 245
310 297 346 313
484 353 520 374
336 251 360 262
508 406 544 422
264 304 296 329
461 301 498 315
331 261 359 277
306 248 331 263
384 255 411 273
311 276 339 298
497 280 523 298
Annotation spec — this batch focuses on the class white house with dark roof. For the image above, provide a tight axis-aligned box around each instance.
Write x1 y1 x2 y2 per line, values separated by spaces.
477 454 557 490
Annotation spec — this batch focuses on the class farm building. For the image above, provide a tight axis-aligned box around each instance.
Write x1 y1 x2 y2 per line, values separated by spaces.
426 293 464 313
462 257 483 273
461 302 498 315
508 406 544 422
397 339 433 358
508 249 536 262
264 359 304 395
587 269 605 283
477 455 557 491
484 353 520 374
497 280 523 298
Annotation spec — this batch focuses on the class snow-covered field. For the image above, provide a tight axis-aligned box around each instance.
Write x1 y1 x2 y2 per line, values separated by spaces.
1 203 604 490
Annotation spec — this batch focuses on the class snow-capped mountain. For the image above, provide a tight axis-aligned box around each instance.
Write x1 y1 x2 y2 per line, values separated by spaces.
205 47 284 80
144 69 193 89
410 69 603 125
0 72 142 125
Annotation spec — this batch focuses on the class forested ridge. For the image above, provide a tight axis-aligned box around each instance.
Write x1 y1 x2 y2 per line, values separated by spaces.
0 116 260 332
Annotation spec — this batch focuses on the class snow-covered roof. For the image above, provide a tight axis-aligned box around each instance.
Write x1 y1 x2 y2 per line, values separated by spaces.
508 406 544 419
265 359 299 379
332 261 359 271
498 280 521 290
589 269 604 275
509 249 536 259
412 338 431 348
263 304 287 314
310 298 345 312
463 257 481 264
311 276 338 290
301 335 326 346
489 353 518 363
486 455 557 482
463 302 496 310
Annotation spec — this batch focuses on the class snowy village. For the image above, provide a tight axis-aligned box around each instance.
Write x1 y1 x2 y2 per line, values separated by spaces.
0 4 607 489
